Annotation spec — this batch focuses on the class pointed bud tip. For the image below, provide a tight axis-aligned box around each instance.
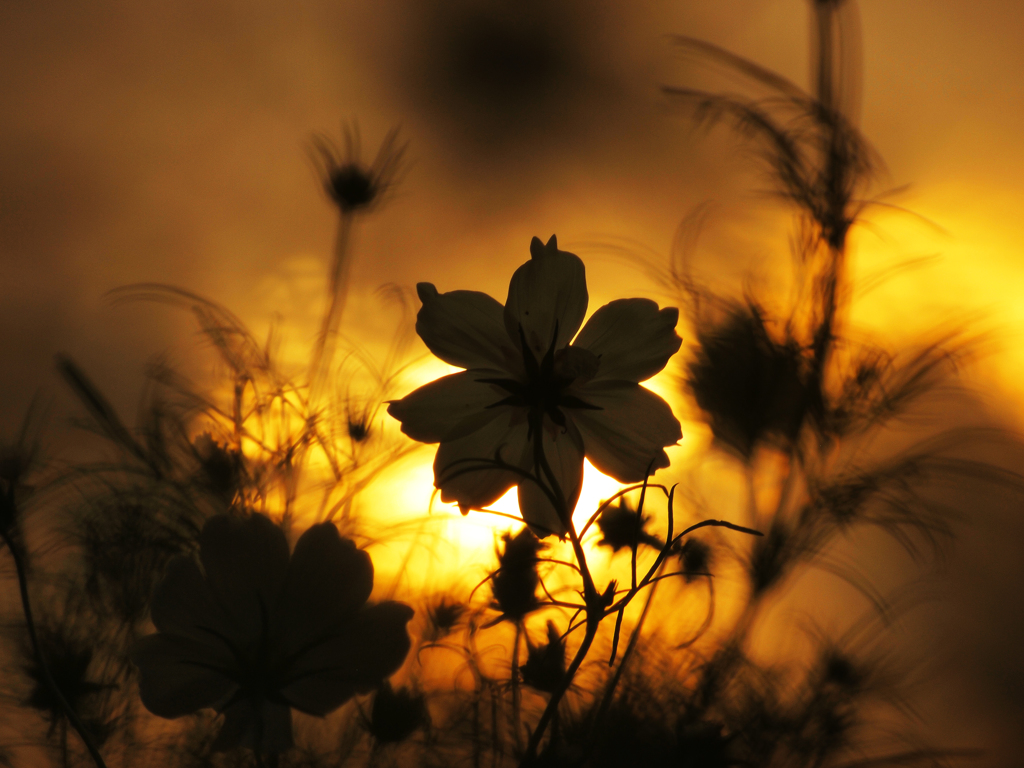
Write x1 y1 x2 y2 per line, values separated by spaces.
415 283 438 304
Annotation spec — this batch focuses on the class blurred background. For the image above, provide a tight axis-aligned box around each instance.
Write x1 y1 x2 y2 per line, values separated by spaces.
2 0 1024 764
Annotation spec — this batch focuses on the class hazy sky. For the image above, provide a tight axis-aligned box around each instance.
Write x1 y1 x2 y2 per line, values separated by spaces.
3 1 1024 762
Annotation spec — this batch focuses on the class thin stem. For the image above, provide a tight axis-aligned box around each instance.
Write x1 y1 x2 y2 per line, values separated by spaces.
510 622 522 752
587 559 665 758
521 616 600 765
309 213 355 403
520 426 605 764
1 533 108 768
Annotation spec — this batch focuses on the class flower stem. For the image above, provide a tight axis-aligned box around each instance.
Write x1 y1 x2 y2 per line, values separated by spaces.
309 213 354 403
1 532 109 768
510 621 523 752
521 428 605 763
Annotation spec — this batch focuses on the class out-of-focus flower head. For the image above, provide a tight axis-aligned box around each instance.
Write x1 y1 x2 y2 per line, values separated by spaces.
192 432 243 507
677 538 712 582
491 528 543 622
311 125 407 215
687 302 808 461
132 513 413 754
388 234 682 537
22 625 116 745
424 596 465 641
367 680 428 744
520 620 565 695
596 497 664 553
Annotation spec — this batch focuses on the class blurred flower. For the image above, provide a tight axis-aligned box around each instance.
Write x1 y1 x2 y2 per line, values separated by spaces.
687 303 808 461
311 125 406 215
520 621 565 695
596 497 664 553
132 513 413 754
424 596 465 641
491 528 543 622
367 681 428 744
677 538 712 582
22 626 116 745
192 432 243 506
388 235 682 536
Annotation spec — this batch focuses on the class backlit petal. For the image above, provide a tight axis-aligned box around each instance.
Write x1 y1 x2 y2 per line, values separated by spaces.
132 634 236 718
434 412 530 511
504 236 588 360
518 420 584 538
280 602 414 715
387 372 510 443
150 556 237 644
273 523 373 654
213 699 293 753
571 382 682 482
415 283 517 370
574 299 682 382
199 514 290 641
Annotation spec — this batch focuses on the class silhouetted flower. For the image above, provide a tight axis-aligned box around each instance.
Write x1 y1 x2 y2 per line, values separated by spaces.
388 235 682 536
520 621 565 694
132 513 413 754
491 528 543 622
311 125 406 214
368 681 428 744
596 498 664 553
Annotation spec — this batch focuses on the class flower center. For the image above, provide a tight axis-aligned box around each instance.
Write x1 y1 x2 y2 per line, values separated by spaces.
198 599 290 711
479 324 601 435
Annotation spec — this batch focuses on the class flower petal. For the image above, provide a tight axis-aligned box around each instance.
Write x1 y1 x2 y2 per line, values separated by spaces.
433 411 530 511
132 634 237 719
518 420 584 538
199 514 290 641
213 698 293 753
387 372 510 443
150 556 238 645
574 299 681 383
504 236 588 360
280 601 414 715
272 523 373 655
415 283 517 370
570 382 682 482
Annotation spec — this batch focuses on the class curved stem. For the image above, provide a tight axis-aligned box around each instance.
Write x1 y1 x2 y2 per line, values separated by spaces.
1 533 108 768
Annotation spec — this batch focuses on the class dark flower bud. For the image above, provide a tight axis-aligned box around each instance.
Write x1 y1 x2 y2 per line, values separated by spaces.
347 417 370 443
425 596 465 641
520 621 565 694
596 498 663 553
491 528 543 621
678 538 712 582
368 681 428 744
22 627 116 745
311 125 406 215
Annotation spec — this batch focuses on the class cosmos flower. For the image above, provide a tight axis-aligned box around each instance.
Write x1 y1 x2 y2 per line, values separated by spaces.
387 235 682 537
132 513 413 754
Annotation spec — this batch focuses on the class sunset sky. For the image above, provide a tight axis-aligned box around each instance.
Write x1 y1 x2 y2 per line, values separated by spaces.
3 1 1024 763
